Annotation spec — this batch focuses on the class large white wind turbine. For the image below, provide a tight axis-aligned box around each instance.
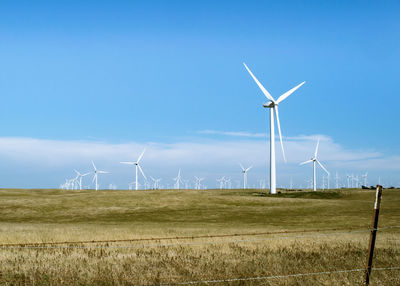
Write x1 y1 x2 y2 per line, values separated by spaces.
120 149 147 191
243 63 305 194
74 170 90 190
91 161 109 191
300 139 329 191
239 164 252 189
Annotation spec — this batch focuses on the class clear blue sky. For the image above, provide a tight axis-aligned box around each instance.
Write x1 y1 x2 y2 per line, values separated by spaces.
0 1 399 188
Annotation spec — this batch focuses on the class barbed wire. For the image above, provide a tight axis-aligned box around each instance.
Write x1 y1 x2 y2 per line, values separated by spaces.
154 266 400 285
2 227 398 250
0 227 357 247
1 225 399 248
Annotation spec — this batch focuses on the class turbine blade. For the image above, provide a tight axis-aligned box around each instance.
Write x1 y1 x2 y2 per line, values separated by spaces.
243 63 275 102
98 171 109 174
120 161 135 165
138 165 147 180
300 160 313 165
137 148 146 163
239 163 245 171
315 138 320 158
91 161 96 170
275 106 286 162
82 172 91 176
317 160 329 175
275 81 306 104
92 174 96 183
246 166 253 172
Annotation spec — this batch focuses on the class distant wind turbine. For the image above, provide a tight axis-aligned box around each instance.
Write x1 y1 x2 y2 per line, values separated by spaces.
91 161 109 191
362 172 368 186
335 172 340 189
74 169 90 190
194 176 204 190
243 63 305 194
300 139 329 191
216 176 225 189
225 177 232 189
173 169 183 189
120 149 147 190
239 164 252 189
150 176 162 189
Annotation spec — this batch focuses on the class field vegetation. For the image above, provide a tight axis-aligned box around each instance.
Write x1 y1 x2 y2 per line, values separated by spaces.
0 188 399 285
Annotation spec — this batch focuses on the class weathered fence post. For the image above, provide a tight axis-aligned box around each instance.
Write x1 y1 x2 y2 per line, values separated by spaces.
365 185 383 285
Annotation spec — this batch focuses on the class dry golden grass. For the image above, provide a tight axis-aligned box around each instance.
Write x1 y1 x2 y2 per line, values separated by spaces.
0 188 399 285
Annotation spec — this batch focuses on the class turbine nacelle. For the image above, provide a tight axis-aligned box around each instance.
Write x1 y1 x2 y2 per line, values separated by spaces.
262 101 275 108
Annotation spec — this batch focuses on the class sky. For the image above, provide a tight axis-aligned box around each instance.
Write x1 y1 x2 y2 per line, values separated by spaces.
0 1 399 189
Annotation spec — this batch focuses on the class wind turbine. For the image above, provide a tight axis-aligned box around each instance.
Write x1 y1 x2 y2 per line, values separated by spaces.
216 176 225 189
346 174 351 188
300 139 329 191
91 161 109 191
243 63 305 194
74 170 90 190
335 172 340 189
362 172 368 186
173 169 183 189
194 176 204 190
150 176 162 189
120 149 147 190
239 164 252 189
225 177 232 189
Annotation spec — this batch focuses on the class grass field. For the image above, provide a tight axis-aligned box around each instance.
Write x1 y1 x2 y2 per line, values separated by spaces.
0 188 399 285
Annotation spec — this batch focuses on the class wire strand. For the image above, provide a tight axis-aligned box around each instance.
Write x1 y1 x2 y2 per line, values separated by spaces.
155 266 400 285
2 225 399 247
0 228 380 249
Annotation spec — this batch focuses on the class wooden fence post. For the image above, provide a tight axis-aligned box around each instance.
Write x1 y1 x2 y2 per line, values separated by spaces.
365 185 383 285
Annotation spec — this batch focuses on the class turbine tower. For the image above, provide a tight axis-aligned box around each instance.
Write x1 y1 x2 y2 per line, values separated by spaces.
239 164 252 189
243 63 305 194
74 169 90 190
91 161 109 191
300 139 329 191
120 149 147 190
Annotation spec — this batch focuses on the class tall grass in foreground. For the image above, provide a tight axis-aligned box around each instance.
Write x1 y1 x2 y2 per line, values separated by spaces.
0 236 399 285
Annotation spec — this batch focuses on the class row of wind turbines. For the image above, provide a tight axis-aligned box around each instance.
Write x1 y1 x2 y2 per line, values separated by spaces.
62 151 373 191
61 63 371 193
